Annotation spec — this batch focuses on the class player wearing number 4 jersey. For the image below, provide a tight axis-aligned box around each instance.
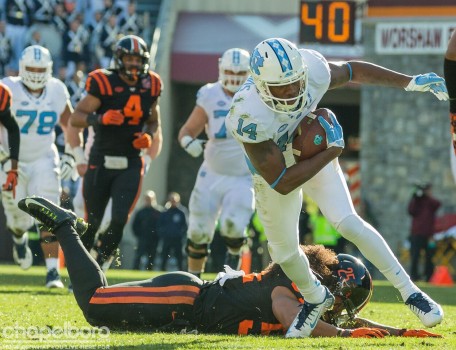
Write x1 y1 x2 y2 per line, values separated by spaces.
1 45 73 288
226 38 448 337
67 35 163 270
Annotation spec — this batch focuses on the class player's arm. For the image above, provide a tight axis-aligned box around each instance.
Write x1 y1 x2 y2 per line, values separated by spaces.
328 61 411 89
347 317 442 338
243 140 341 195
178 105 208 157
143 99 163 159
58 101 74 133
70 93 102 128
329 61 448 100
271 286 388 338
57 101 77 180
0 108 19 171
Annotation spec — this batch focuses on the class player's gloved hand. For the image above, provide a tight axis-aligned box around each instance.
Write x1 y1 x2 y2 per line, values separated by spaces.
180 135 205 157
59 153 75 180
2 169 18 199
99 110 125 125
398 329 443 338
349 327 389 338
132 132 153 149
318 113 344 149
404 73 449 101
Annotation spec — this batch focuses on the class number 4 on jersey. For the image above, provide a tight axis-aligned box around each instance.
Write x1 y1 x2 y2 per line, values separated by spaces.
123 95 142 125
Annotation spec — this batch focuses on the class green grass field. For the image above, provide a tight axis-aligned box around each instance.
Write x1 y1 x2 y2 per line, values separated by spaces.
0 265 454 350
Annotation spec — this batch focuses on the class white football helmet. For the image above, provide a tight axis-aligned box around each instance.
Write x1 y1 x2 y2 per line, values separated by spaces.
250 38 308 114
219 48 250 93
19 45 53 90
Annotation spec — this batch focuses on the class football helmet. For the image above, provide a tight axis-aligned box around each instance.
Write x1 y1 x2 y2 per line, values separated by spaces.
218 48 250 93
322 254 373 326
19 45 53 90
250 38 308 113
113 35 150 80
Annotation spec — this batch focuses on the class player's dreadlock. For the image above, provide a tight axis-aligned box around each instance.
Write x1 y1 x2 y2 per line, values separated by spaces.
263 244 339 291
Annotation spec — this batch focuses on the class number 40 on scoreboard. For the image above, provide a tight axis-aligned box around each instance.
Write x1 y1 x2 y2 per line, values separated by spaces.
299 0 359 45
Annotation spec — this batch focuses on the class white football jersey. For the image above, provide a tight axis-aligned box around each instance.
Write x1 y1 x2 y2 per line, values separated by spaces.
197 81 249 176
1 76 69 163
226 49 331 169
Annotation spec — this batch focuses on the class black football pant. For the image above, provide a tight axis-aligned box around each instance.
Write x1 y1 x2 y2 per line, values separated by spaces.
81 160 143 261
55 222 203 329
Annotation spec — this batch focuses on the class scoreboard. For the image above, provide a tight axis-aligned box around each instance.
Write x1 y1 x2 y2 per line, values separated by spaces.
299 0 364 46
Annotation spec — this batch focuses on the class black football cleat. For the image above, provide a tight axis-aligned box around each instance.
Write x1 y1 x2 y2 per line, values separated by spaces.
18 197 88 235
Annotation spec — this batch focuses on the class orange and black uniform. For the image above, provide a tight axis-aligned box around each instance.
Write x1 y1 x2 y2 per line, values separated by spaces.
194 272 302 335
57 221 302 334
0 83 20 162
80 68 162 260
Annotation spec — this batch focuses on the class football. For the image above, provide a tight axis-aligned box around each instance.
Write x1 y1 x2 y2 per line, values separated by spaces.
292 108 333 161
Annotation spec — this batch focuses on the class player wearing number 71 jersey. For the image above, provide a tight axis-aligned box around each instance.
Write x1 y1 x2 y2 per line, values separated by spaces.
67 35 163 270
178 48 255 277
1 45 73 288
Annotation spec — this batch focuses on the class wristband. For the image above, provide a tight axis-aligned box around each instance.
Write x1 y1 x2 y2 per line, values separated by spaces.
87 114 99 126
73 146 87 165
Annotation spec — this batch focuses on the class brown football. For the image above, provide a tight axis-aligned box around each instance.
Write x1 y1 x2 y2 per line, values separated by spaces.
292 108 333 161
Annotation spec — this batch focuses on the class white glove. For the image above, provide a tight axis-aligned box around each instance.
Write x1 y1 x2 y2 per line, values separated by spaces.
180 135 205 157
404 72 449 101
215 265 245 286
59 153 76 180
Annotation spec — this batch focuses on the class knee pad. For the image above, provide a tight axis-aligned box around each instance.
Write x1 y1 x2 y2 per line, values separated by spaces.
221 236 246 254
186 239 210 259
335 214 365 242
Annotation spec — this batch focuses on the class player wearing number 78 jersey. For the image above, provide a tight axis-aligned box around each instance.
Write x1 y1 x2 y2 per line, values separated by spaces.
1 45 73 288
67 35 163 270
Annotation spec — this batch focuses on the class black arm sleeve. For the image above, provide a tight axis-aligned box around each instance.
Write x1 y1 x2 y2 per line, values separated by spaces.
0 109 20 161
444 58 456 112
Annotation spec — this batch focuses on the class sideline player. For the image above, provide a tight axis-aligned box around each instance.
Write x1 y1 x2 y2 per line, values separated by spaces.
67 35 163 269
226 38 448 337
1 45 73 288
17 196 442 339
178 48 254 276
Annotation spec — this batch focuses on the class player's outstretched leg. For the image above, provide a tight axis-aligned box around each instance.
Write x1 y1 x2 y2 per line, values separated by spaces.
18 197 88 235
18 196 107 313
285 285 335 338
405 291 444 328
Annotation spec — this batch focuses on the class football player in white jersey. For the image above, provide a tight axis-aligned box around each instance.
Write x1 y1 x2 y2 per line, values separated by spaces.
226 38 448 338
178 48 255 277
1 45 74 288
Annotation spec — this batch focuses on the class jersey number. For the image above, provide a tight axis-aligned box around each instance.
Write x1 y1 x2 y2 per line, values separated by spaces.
236 119 257 140
123 95 143 125
16 110 58 135
214 109 229 139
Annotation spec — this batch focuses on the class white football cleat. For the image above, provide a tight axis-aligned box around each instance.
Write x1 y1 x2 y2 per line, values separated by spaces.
45 268 64 289
286 286 335 338
405 291 444 327
12 233 33 270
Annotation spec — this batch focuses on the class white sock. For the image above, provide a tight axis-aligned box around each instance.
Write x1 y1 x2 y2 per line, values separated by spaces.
45 258 59 271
